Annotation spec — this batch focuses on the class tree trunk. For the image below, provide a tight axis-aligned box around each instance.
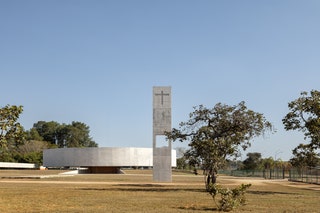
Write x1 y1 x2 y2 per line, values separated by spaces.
205 169 217 191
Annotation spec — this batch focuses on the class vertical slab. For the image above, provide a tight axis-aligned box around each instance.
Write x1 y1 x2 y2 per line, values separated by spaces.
153 86 172 182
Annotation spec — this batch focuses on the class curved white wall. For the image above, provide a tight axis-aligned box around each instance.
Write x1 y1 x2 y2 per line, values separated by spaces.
43 147 176 167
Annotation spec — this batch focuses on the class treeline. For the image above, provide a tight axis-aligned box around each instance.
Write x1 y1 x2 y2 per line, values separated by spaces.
176 151 292 171
240 152 291 170
224 152 292 171
26 121 98 148
177 150 319 172
0 105 97 165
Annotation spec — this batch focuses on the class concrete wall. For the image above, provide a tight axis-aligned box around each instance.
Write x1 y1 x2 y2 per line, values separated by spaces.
0 162 36 169
43 147 176 168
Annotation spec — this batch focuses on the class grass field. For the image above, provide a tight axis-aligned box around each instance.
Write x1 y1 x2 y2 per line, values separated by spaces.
0 169 319 212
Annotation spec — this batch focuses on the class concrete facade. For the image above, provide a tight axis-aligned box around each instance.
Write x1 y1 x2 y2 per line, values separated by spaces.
43 147 176 168
153 86 172 182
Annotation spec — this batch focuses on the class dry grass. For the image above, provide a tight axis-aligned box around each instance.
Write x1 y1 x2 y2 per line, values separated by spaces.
0 169 319 212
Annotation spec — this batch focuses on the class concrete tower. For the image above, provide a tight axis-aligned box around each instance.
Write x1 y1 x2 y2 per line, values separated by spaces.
153 86 172 182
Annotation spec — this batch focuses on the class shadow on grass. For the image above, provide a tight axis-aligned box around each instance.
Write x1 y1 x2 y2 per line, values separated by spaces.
78 184 299 196
114 184 167 187
248 190 297 195
176 206 217 211
78 184 206 193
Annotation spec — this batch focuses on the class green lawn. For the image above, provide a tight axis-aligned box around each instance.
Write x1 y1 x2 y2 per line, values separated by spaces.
0 170 319 212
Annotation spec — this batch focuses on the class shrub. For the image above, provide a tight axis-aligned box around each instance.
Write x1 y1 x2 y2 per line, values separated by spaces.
207 183 251 212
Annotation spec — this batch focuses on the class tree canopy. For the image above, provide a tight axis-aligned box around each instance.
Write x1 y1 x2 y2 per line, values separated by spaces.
166 101 273 187
0 105 25 150
242 152 262 170
282 90 320 167
28 121 98 148
290 144 320 168
283 90 320 149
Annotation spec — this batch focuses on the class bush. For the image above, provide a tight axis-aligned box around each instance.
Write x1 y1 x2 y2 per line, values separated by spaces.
14 152 43 165
0 150 16 162
207 183 251 212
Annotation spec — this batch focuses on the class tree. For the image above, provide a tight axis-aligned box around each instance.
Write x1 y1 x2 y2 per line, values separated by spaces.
166 102 273 188
15 140 54 165
25 128 44 141
283 90 320 150
282 90 320 167
242 152 262 170
58 122 98 148
290 144 320 168
32 121 60 144
29 121 98 148
0 105 25 161
175 147 189 170
260 157 275 169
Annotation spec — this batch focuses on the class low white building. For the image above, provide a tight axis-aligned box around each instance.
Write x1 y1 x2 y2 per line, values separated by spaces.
0 162 36 169
43 147 176 173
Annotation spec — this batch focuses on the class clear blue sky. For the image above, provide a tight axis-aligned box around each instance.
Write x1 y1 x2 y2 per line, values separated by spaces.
1 1 320 161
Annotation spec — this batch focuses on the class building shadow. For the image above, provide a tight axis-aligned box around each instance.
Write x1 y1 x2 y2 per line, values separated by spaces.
78 184 205 193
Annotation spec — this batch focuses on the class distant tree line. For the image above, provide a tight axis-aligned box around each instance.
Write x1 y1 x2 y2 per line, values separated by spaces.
240 152 292 171
0 105 97 165
176 144 319 172
175 151 292 171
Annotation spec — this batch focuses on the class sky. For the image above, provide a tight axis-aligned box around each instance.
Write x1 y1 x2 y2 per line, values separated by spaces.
1 1 320 161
